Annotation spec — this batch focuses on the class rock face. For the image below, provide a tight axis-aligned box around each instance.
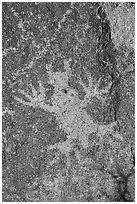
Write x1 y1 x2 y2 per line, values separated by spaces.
2 2 135 202
103 3 135 50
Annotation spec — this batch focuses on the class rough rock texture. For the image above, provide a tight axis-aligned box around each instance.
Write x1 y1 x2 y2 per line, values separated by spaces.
103 3 135 49
2 2 135 202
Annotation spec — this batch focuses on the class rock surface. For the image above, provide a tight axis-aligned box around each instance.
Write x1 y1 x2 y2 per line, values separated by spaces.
2 2 135 202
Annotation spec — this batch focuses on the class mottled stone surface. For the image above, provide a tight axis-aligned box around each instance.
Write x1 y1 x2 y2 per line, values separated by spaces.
2 2 135 202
